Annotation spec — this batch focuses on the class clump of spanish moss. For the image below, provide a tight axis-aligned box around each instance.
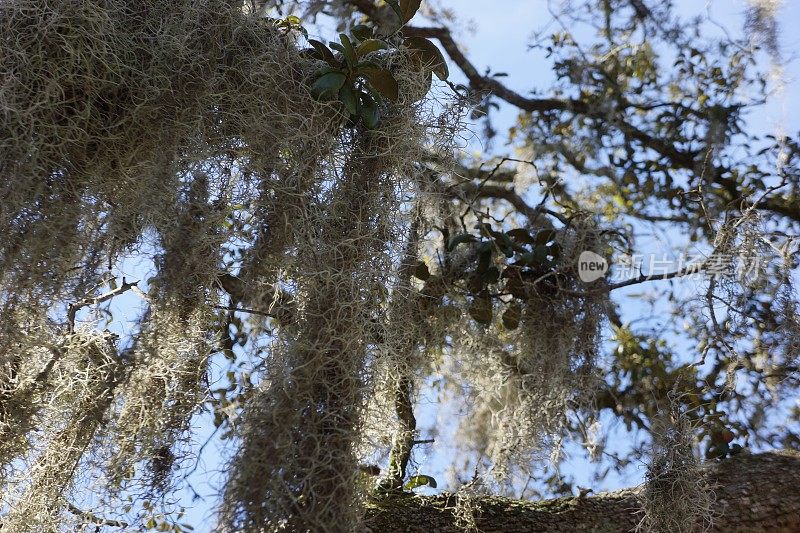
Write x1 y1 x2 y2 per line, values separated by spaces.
1 329 123 532
450 480 483 533
699 211 798 388
106 306 217 494
0 0 463 529
637 398 714 533
451 217 609 483
0 0 340 305
0 0 355 527
745 0 783 60
0 305 59 475
218 55 456 530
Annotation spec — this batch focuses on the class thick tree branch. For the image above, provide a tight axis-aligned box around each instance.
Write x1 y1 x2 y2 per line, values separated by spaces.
366 450 800 532
380 375 417 492
401 27 587 114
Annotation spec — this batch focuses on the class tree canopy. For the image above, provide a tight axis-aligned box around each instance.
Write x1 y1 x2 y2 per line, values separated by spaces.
0 0 798 531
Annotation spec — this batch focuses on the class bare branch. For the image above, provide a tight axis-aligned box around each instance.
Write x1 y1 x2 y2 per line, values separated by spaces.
67 502 128 529
67 278 138 333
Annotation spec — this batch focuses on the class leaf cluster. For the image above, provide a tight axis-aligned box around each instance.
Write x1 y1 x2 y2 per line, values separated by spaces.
301 2 448 127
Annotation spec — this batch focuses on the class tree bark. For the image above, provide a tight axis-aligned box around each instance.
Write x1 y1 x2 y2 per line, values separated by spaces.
365 450 800 532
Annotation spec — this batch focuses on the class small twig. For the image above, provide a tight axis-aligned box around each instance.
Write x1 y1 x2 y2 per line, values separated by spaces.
561 261 706 296
67 278 138 333
67 502 128 528
605 262 705 291
460 158 537 220
212 304 277 319
185 424 222 479
216 273 295 323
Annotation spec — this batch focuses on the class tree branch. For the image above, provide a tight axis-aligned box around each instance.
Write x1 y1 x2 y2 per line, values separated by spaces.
345 2 800 225
400 25 704 169
216 273 295 324
67 502 128 529
366 450 800 532
380 375 417 492
67 278 138 333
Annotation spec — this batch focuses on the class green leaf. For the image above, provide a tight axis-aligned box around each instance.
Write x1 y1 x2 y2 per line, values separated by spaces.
534 229 558 246
359 91 380 128
504 269 526 299
506 228 536 245
351 24 374 41
338 84 358 115
547 242 562 263
482 265 500 284
476 222 496 237
405 36 449 80
516 245 550 268
707 442 729 460
300 47 322 61
361 67 399 101
386 0 403 21
356 60 382 71
311 70 346 99
495 233 525 256
476 240 494 253
502 303 522 330
404 474 438 490
339 33 357 66
414 70 433 101
468 294 493 325
477 246 493 274
531 245 551 266
307 39 338 65
356 39 388 57
413 261 431 280
399 0 423 23
447 233 479 251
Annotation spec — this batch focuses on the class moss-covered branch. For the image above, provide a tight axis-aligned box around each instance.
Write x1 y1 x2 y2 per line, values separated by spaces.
366 450 800 532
